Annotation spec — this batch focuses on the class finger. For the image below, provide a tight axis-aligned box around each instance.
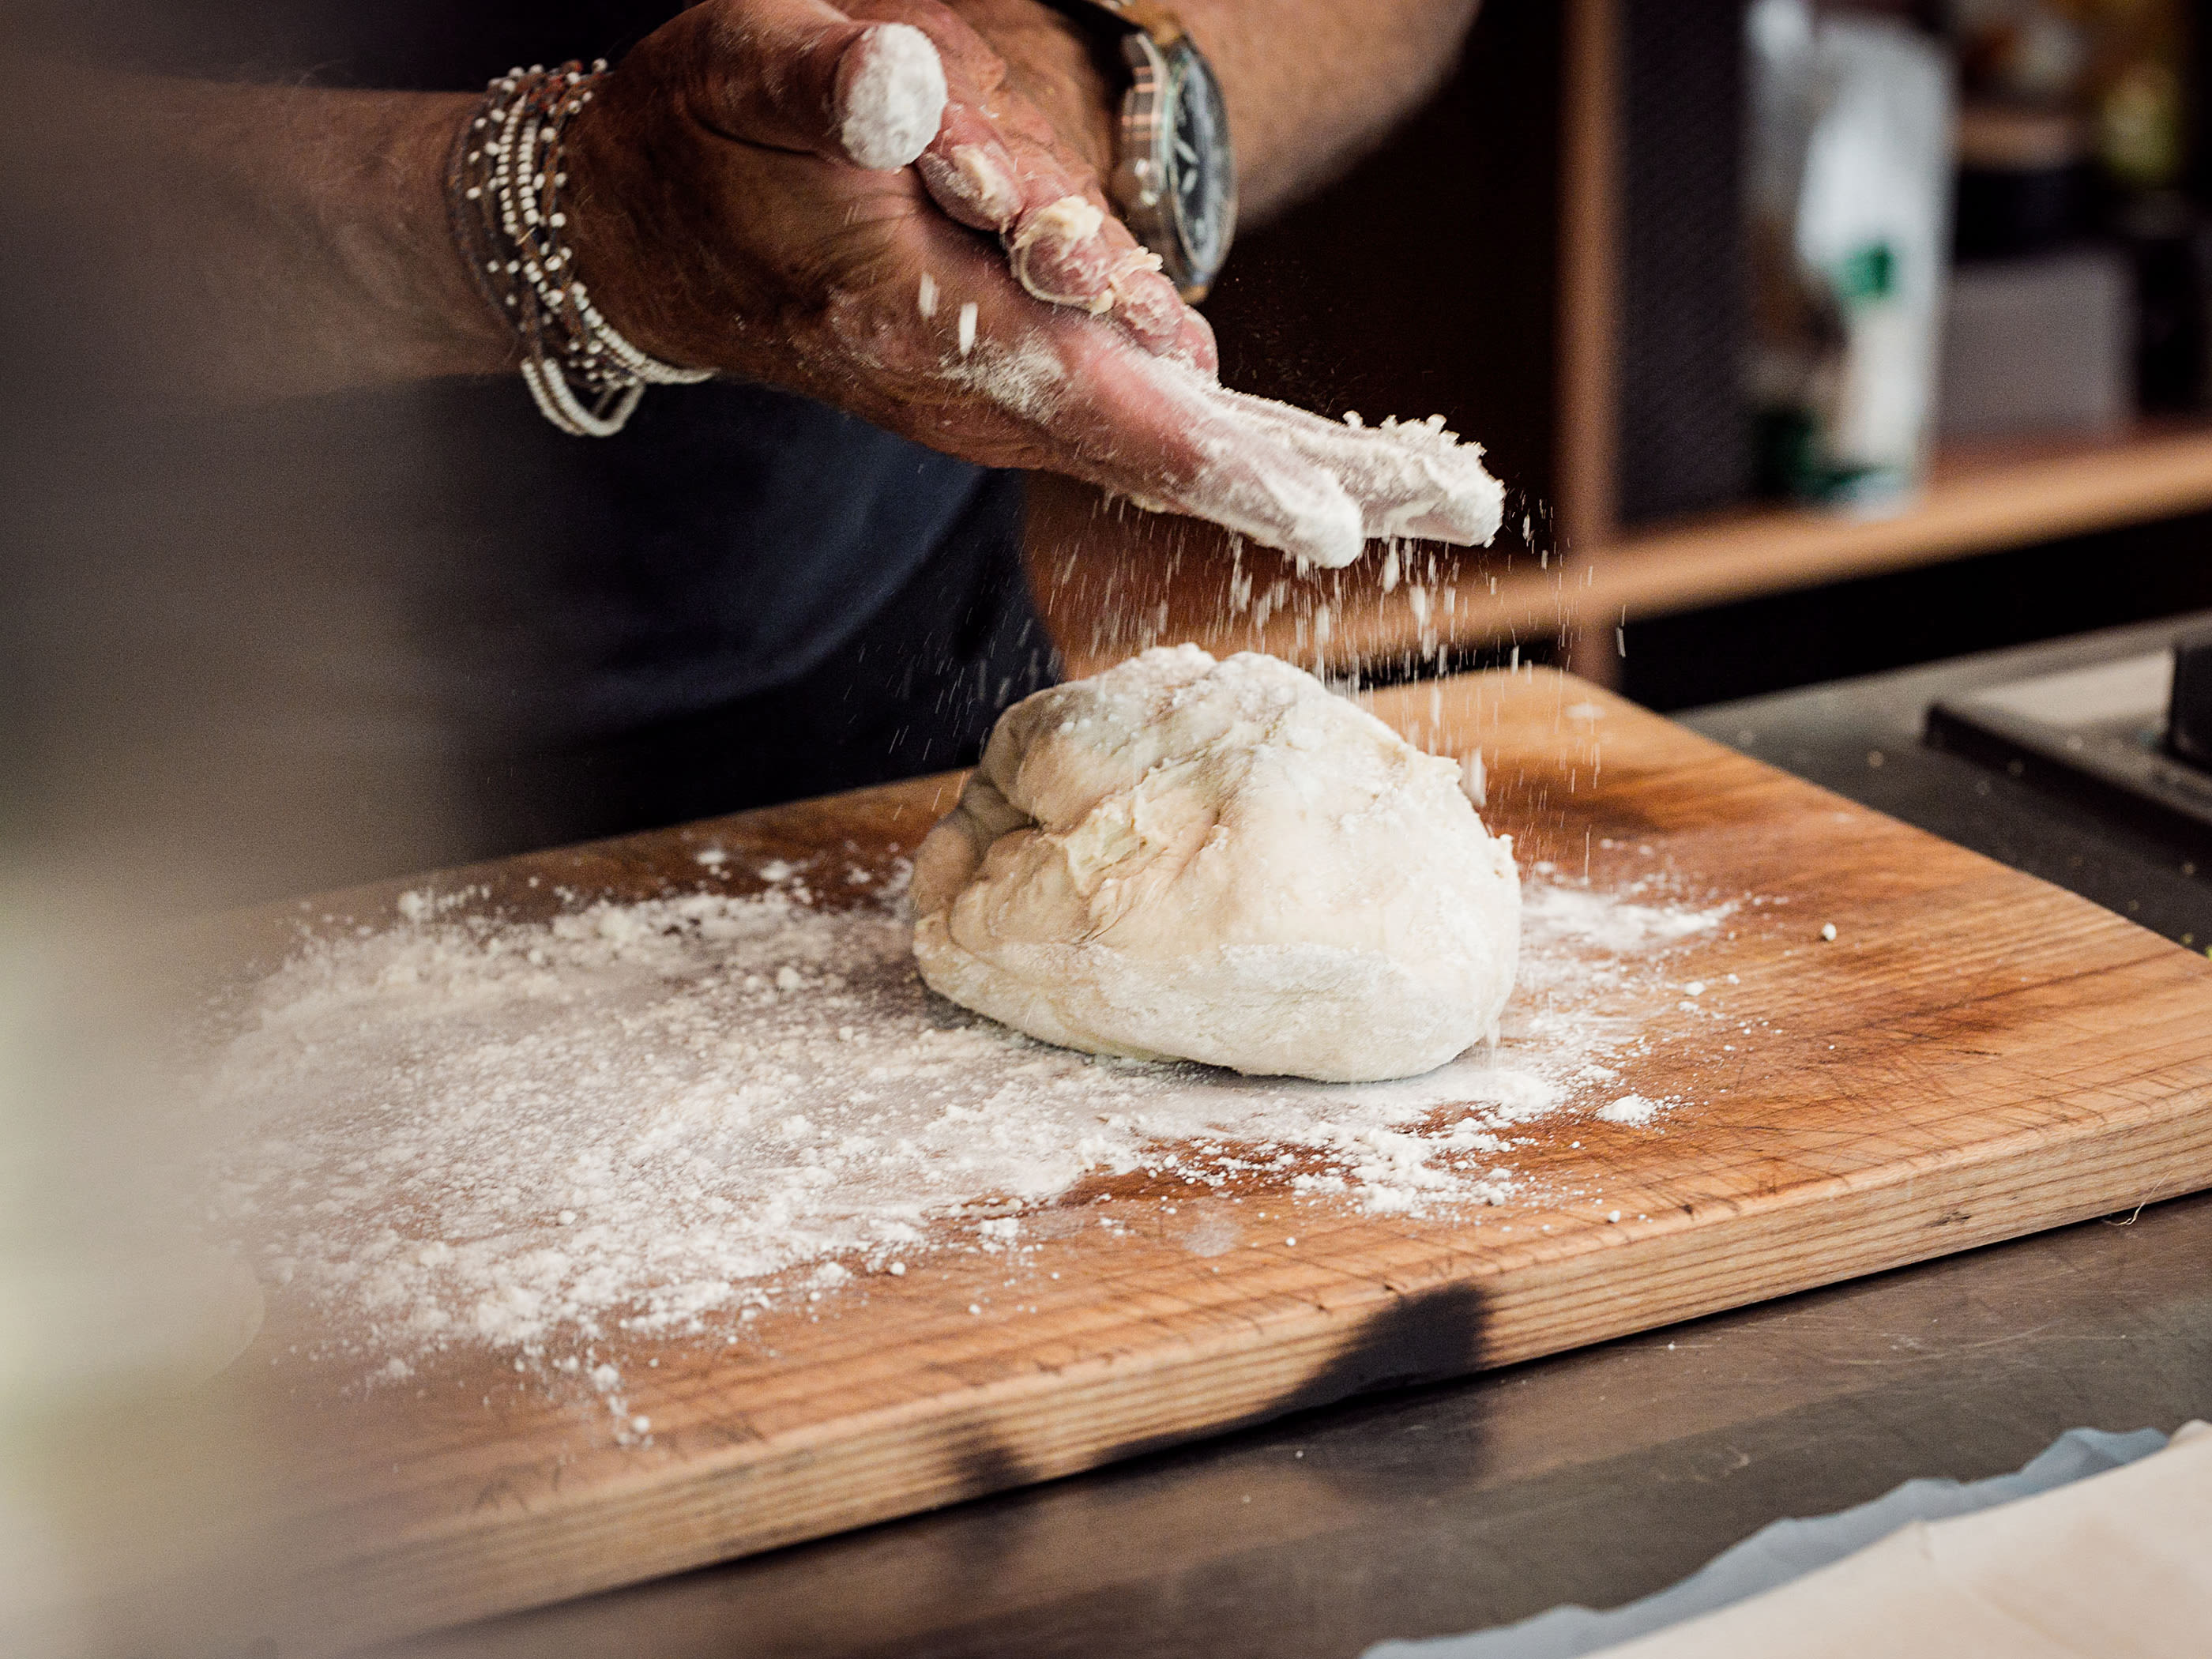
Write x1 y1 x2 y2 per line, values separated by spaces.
984 167 1219 370
1117 268 1217 367
1112 355 1367 567
847 0 1029 226
994 157 1219 371
1001 193 1192 356
939 321 1366 567
913 107 1027 230
683 0 946 171
833 21 948 168
1206 393 1507 546
845 0 1217 369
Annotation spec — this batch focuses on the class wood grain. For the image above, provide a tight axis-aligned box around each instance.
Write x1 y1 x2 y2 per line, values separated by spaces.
214 669 2212 1653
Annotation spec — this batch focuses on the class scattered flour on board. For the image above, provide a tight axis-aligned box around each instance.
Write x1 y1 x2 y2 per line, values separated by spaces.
184 865 1739 1398
1597 1094 1661 1126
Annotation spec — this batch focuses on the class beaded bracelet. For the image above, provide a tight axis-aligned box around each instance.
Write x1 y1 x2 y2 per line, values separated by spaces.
449 61 712 438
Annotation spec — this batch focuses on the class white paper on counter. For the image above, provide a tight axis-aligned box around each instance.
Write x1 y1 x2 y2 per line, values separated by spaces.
1371 1422 2206 1659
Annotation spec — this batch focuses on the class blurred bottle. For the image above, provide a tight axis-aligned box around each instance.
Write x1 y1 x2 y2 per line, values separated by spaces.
1747 0 1956 510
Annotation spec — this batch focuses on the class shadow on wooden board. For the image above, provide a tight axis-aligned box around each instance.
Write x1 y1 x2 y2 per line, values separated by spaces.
916 1284 1494 1533
391 1290 1490 1659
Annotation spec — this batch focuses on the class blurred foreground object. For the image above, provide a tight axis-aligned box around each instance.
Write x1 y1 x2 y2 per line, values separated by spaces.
2 10 468 1650
0 882 282 1659
1746 0 1954 511
1372 1422 2211 1658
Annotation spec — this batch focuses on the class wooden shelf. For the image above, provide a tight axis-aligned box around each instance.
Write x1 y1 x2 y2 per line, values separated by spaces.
1459 419 2212 664
1521 418 2212 638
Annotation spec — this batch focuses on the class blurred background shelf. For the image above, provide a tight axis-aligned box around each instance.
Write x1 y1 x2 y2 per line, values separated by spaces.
1043 416 2212 682
1035 0 2212 705
1511 416 2212 634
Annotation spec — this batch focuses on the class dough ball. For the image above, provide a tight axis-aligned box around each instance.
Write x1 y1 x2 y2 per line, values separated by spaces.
911 645 1520 1082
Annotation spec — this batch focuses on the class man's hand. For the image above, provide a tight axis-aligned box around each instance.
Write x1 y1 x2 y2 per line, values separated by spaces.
563 0 1208 374
553 0 1503 568
50 0 1500 568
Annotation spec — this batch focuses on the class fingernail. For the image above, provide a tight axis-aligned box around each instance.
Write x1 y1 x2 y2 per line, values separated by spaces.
940 141 1023 227
835 23 946 170
1010 196 1113 310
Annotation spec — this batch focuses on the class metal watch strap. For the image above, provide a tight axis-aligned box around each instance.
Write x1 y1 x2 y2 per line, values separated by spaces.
1037 0 1235 299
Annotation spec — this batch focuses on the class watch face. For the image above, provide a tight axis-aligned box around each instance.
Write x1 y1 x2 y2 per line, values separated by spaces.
1164 46 1235 289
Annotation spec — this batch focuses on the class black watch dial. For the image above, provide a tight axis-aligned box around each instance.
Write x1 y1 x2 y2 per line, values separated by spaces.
1163 44 1235 292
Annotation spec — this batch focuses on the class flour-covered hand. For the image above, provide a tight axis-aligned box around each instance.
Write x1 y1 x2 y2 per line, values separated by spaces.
551 0 1502 567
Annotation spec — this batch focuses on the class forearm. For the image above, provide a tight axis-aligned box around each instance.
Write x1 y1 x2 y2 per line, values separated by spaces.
24 0 1484 408
28 65 508 400
953 0 1484 225
1174 0 1483 222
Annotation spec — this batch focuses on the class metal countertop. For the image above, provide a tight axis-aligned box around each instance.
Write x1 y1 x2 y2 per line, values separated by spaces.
1679 611 2212 951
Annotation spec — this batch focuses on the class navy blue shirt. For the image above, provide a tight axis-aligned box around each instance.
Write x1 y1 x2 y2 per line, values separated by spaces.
405 374 1010 747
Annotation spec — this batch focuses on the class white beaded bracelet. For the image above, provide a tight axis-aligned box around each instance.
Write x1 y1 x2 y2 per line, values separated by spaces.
450 62 711 437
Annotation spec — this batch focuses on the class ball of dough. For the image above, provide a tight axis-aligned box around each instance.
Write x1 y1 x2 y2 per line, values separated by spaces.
910 646 1521 1082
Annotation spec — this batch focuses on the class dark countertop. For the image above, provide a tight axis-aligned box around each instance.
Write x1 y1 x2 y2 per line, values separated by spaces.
1679 612 2212 953
404 628 2212 1659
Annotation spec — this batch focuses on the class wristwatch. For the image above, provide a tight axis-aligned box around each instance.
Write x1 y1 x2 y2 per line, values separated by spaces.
1046 0 1237 300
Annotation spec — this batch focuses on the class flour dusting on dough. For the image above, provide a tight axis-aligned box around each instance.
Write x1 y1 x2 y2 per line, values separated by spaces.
912 647 1521 1082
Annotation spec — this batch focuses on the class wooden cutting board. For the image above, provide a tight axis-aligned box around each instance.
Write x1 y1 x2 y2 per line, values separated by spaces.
213 667 2212 1651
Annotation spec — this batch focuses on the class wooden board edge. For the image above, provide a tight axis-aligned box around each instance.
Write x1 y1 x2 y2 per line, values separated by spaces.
299 1082 2212 1650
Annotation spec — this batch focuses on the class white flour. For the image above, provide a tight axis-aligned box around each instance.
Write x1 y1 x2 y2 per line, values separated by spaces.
935 341 1499 574
836 23 946 171
1132 356 1504 572
187 863 1734 1392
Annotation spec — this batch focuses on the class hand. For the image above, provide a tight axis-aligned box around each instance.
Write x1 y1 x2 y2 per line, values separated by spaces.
553 0 1503 567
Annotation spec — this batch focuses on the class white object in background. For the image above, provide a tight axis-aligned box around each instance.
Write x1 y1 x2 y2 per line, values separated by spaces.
1747 3 1955 510
1938 250 2131 438
1799 19 1954 501
1578 1420 2212 1658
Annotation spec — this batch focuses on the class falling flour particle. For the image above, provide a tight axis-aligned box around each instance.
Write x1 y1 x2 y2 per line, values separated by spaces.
957 301 978 357
182 871 1734 1385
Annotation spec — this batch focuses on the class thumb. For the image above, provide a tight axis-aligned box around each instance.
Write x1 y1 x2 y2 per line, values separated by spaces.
684 0 946 170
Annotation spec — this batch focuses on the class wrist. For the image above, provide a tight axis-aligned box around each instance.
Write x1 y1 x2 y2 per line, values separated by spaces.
446 63 711 435
353 90 522 378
